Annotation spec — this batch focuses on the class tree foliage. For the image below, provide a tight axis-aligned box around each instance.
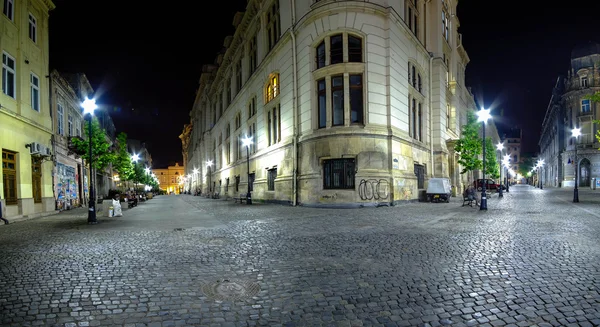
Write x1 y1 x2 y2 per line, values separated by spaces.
113 132 134 181
588 92 600 148
71 118 115 170
455 110 482 174
483 137 500 179
518 155 536 177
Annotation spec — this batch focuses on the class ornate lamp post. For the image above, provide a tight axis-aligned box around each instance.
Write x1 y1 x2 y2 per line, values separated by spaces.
496 142 504 198
572 127 581 202
82 98 98 224
206 160 213 197
242 135 253 205
476 107 492 211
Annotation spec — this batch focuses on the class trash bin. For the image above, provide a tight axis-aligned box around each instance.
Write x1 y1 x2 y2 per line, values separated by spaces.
592 178 597 190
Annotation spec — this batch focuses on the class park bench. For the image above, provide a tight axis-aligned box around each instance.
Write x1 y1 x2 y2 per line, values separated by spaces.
234 193 247 204
462 187 478 207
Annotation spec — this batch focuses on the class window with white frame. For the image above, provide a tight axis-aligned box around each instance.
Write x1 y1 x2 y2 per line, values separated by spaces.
580 76 588 88
248 35 257 77
314 33 365 129
441 1 450 42
68 114 73 136
267 104 280 146
581 99 591 113
408 62 422 93
2 52 15 98
28 13 37 43
408 95 423 142
3 0 13 21
248 96 256 119
30 73 40 111
265 73 279 104
57 104 64 135
406 0 418 37
267 168 277 191
247 121 256 153
266 0 280 51
75 120 81 137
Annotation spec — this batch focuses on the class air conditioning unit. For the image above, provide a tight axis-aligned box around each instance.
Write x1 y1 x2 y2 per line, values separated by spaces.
28 142 41 155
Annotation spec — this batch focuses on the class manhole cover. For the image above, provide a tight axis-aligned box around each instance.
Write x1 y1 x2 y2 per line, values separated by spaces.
202 279 260 301
174 228 185 231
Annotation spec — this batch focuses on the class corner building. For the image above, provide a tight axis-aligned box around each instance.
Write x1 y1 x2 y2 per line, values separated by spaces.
186 0 478 206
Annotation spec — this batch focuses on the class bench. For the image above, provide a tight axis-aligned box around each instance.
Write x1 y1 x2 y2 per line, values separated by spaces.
462 188 478 207
234 193 247 204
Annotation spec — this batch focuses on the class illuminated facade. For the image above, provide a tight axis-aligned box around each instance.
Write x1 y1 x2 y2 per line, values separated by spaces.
184 0 483 206
152 163 184 194
1 0 56 219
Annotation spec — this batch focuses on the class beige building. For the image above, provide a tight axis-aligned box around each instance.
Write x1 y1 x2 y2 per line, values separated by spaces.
1 0 56 219
49 70 93 211
152 163 184 194
184 0 493 206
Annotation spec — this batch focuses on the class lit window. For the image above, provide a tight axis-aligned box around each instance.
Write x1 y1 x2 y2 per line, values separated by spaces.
28 13 36 43
2 52 15 98
30 73 40 111
3 0 13 21
265 73 279 103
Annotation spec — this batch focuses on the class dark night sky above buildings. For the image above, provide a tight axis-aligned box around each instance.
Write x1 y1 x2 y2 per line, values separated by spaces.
49 1 600 167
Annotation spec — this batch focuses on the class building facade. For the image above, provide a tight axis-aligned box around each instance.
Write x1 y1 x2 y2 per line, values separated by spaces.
184 0 486 206
152 163 184 194
502 128 522 174
0 0 56 219
539 42 600 189
49 70 91 211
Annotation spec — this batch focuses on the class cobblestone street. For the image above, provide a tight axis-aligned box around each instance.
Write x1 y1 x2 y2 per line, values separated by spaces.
1 185 599 327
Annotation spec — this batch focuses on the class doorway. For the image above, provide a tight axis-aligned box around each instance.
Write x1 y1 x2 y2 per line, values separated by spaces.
579 158 591 187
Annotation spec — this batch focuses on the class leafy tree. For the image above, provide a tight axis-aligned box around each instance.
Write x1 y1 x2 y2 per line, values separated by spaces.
518 154 536 177
113 132 134 182
455 110 482 174
587 92 600 147
483 137 500 179
71 118 116 170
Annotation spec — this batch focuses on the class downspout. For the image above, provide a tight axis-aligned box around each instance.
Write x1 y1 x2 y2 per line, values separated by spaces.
429 52 434 178
290 0 299 206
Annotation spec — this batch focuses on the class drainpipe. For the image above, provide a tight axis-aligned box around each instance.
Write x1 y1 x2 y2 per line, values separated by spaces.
290 0 299 206
429 52 434 178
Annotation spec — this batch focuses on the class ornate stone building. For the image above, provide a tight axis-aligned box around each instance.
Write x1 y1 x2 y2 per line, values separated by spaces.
184 0 485 206
539 42 600 188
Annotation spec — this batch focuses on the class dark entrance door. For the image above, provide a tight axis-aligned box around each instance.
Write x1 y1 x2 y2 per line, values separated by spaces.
579 158 591 187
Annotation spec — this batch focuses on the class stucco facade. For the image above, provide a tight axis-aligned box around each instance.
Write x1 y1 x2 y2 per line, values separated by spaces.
153 163 184 194
0 0 55 219
539 42 600 189
184 0 488 206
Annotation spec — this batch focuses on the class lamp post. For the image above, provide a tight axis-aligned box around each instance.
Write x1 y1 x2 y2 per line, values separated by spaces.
572 127 581 202
131 153 140 192
496 142 504 198
242 135 253 205
82 98 98 224
537 159 544 189
206 160 213 198
477 107 492 211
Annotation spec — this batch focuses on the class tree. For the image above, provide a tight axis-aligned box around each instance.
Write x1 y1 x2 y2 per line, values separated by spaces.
588 92 600 147
113 132 134 182
484 137 500 179
71 118 116 170
518 154 536 177
455 110 482 174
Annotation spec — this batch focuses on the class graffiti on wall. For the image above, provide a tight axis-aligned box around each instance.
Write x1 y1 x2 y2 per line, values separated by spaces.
358 179 390 201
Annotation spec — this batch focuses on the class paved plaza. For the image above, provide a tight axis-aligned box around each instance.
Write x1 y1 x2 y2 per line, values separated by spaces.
1 185 599 327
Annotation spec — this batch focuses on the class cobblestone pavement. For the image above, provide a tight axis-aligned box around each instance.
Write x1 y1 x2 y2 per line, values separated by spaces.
1 185 599 327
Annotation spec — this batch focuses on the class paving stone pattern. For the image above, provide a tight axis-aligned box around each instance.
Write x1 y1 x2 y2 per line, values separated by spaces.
0 185 599 327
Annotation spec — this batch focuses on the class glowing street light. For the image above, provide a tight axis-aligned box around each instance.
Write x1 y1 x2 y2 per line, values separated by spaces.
496 142 505 198
131 153 140 163
476 107 492 210
81 97 98 224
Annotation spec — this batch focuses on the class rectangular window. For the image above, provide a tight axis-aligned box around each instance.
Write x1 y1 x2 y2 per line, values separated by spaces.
2 149 17 205
412 98 417 139
582 99 591 112
236 61 243 93
3 0 13 21
332 75 344 126
268 104 280 145
323 158 355 189
349 75 363 124
316 42 326 69
68 114 73 136
75 120 81 137
226 141 231 164
2 52 15 98
235 175 240 192
29 13 37 43
330 35 343 65
249 36 257 76
267 168 277 191
266 0 280 51
581 76 588 88
408 95 412 137
317 79 326 128
30 73 40 111
249 122 256 153
226 80 231 106
418 103 422 141
237 135 242 159
57 104 64 135
31 157 42 203
248 97 256 118
348 35 362 62
414 164 425 189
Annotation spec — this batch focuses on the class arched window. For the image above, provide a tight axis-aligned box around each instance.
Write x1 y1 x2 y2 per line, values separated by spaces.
265 73 279 104
315 33 363 69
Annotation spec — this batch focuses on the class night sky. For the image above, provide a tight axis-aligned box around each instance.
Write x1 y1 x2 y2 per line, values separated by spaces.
49 1 600 167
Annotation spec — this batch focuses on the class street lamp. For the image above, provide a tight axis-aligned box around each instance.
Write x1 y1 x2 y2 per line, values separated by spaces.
82 97 98 224
572 127 581 202
242 135 253 205
206 160 213 197
496 142 504 198
476 107 492 211
131 154 139 191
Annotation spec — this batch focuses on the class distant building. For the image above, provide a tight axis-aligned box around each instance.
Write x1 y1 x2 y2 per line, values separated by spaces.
152 163 184 194
539 41 600 188
502 128 522 175
0 0 56 219
182 0 495 206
